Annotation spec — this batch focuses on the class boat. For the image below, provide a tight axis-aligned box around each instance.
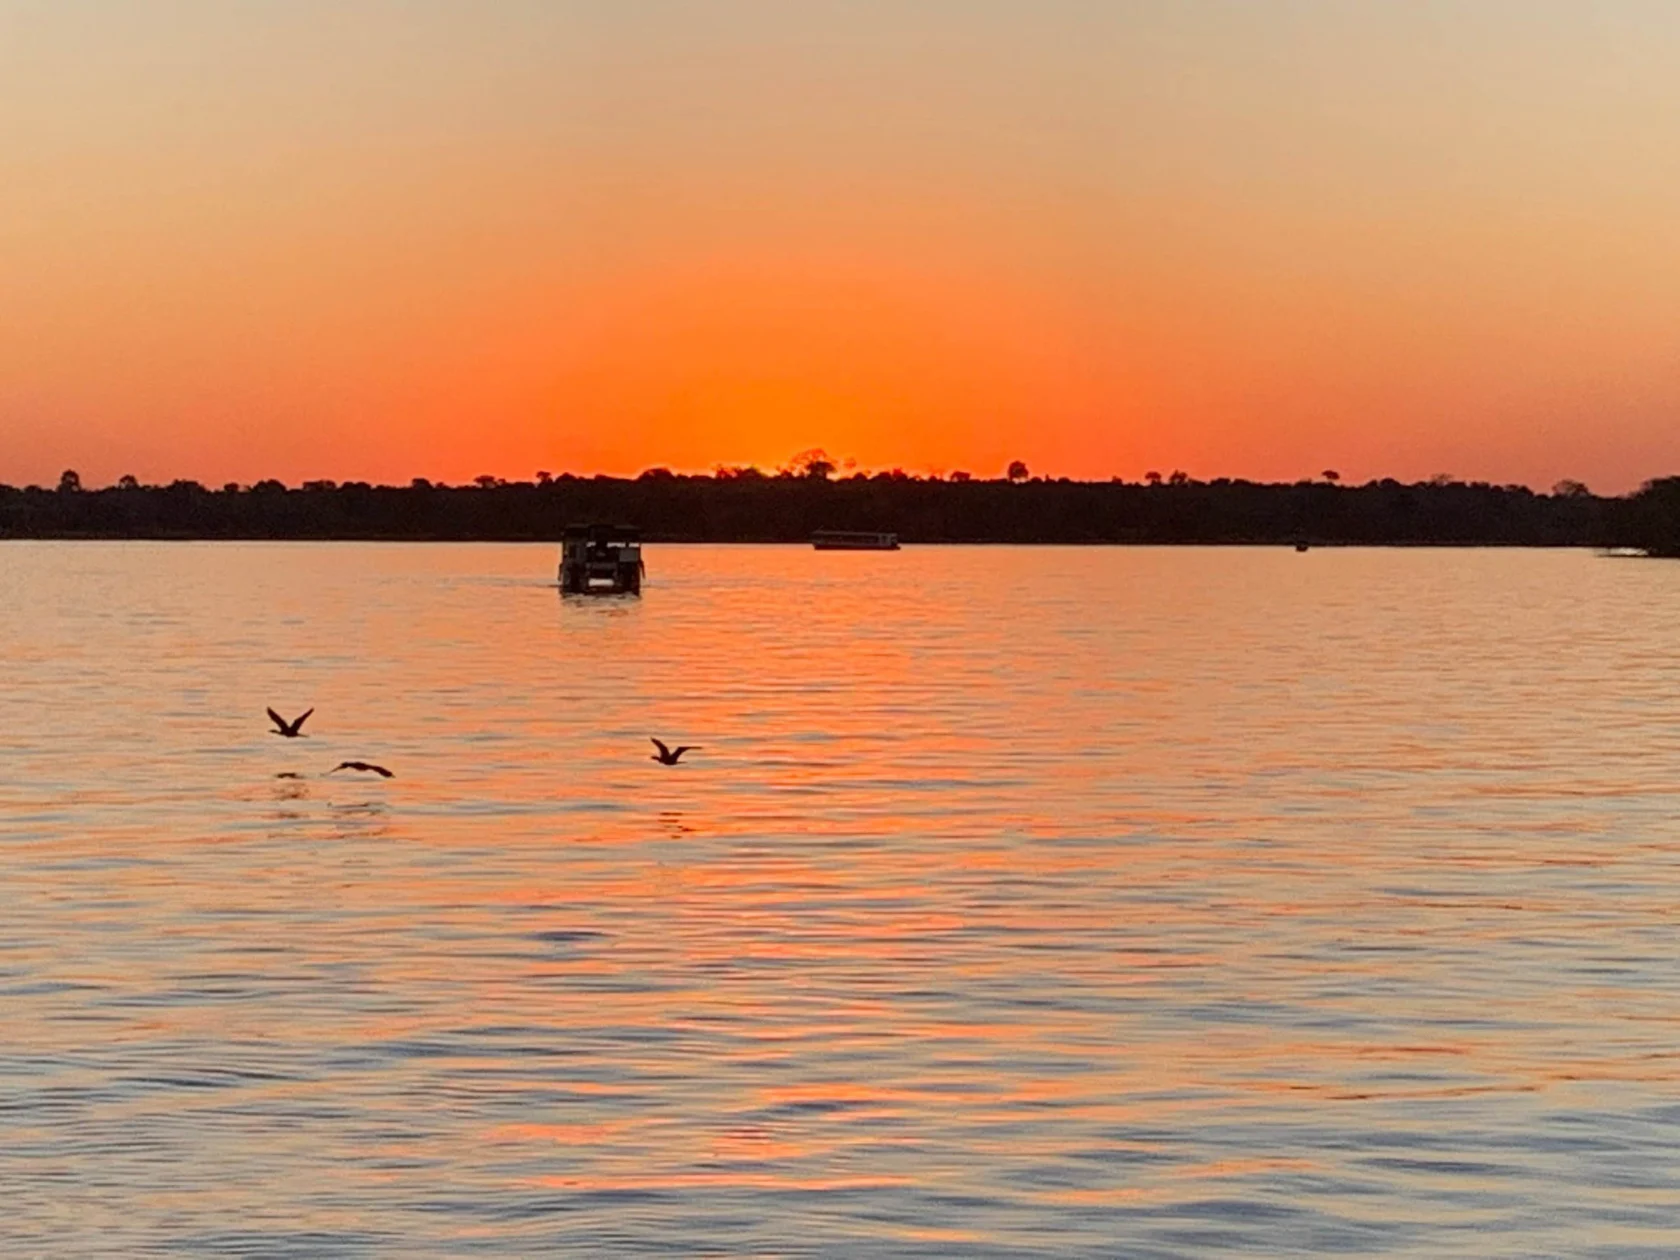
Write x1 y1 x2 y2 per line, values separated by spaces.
811 530 900 551
559 524 644 594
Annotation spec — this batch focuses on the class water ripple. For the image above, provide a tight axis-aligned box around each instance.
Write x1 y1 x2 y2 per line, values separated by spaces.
3 543 1680 1254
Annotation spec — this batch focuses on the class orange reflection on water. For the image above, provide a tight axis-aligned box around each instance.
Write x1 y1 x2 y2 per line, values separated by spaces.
7 543 1680 1253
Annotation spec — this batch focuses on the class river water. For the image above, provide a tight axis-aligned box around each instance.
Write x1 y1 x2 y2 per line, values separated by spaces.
3 542 1680 1256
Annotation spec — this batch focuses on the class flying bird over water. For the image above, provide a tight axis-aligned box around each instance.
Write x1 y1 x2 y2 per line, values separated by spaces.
650 738 699 765
331 761 394 778
267 707 313 738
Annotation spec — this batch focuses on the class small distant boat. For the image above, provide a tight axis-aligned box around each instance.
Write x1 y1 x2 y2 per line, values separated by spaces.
812 530 900 551
559 524 644 594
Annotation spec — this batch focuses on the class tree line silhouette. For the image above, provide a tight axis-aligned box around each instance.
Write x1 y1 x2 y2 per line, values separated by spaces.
5 466 1680 553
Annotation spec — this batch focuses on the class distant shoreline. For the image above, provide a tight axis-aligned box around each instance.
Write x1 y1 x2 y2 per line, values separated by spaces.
0 535 1653 551
4 474 1679 553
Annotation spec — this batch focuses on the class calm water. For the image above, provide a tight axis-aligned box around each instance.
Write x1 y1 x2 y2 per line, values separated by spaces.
4 543 1680 1256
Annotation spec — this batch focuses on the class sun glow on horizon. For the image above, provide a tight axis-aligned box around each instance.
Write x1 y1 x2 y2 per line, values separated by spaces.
4 2 1680 492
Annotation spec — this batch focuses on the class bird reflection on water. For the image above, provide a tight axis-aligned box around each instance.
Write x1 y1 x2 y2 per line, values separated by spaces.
270 774 310 808
5 542 1680 1256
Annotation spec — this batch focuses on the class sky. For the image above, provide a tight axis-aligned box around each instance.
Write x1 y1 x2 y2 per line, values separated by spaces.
3 0 1680 491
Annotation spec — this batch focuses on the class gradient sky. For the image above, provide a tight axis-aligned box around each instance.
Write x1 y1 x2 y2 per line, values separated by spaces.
4 1 1680 490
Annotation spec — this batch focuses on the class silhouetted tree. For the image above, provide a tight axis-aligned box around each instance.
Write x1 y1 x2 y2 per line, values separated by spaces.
1630 477 1680 555
1552 479 1591 498
1007 460 1029 482
1145 470 1163 486
58 469 81 493
473 475 501 490
1168 470 1190 486
536 470 553 486
116 474 140 491
949 470 972 482
1323 469 1340 483
786 448 837 480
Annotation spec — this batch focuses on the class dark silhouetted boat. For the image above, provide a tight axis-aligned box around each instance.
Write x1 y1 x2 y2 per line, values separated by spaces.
812 530 900 551
559 524 644 594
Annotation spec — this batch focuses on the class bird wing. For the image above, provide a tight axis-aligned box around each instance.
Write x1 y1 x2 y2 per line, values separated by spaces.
293 708 313 733
372 765 394 778
673 746 699 758
329 762 351 773
267 707 286 732
650 737 670 757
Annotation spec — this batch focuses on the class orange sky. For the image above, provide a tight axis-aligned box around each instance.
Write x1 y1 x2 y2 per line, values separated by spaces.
4 2 1680 491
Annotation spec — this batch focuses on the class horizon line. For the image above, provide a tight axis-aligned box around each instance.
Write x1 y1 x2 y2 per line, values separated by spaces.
10 467 1651 499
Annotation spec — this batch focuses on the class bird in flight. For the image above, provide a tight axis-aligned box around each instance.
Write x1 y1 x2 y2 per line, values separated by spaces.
331 761 394 778
267 707 313 738
650 738 699 765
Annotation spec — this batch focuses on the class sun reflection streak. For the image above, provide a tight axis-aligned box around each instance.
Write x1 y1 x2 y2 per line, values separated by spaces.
6 545 1680 1253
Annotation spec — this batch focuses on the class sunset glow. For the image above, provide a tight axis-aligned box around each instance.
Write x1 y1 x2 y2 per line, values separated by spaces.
5 2 1680 490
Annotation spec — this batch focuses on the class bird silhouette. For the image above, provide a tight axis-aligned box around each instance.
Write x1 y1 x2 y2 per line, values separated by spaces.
267 707 313 738
650 737 698 765
331 761 393 778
